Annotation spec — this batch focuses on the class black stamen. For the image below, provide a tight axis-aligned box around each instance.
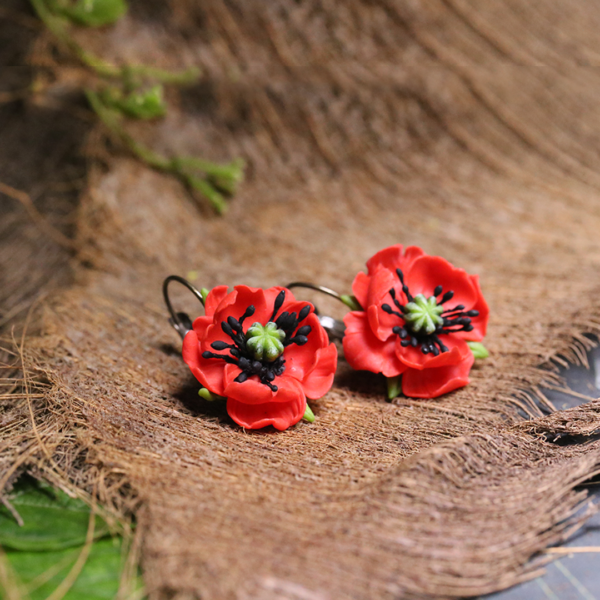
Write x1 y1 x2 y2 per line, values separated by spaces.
239 305 255 326
442 306 466 316
211 341 234 351
396 268 404 283
296 325 311 337
202 351 239 365
227 316 242 333
401 339 411 347
382 304 404 319
392 326 408 338
285 335 308 347
298 305 311 322
235 371 249 383
433 285 443 297
270 290 286 321
440 290 454 304
389 288 405 311
466 310 479 317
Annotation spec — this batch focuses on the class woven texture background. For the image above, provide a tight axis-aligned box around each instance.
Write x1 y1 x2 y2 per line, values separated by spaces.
4 1 600 598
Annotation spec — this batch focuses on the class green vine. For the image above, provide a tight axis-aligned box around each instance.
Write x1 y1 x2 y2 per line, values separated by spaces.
29 0 244 214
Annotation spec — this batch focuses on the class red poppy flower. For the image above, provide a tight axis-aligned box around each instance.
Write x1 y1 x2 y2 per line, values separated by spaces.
343 245 489 399
182 285 337 430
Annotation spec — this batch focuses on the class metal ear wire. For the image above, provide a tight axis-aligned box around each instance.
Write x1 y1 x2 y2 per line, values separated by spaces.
163 275 205 339
285 282 347 341
163 277 348 342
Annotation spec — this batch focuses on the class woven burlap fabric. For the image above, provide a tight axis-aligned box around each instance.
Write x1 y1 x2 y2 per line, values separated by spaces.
5 1 600 598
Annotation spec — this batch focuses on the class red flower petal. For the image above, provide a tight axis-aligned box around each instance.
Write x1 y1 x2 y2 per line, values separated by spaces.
227 382 306 430
343 311 405 377
405 255 478 310
223 364 304 406
367 302 398 343
301 342 338 399
264 286 294 311
456 274 489 342
213 286 271 328
396 334 470 370
366 244 425 275
191 315 213 341
182 330 227 396
283 312 328 380
351 271 370 309
222 363 269 405
204 285 230 317
401 352 475 398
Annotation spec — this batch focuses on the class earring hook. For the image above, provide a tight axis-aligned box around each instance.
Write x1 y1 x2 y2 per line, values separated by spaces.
285 282 347 341
163 275 205 339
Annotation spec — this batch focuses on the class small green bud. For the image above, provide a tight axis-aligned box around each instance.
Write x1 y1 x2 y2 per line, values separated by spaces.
302 404 315 423
340 294 362 311
57 0 128 27
200 288 210 305
386 375 402 401
467 341 489 359
245 322 286 362
198 388 225 402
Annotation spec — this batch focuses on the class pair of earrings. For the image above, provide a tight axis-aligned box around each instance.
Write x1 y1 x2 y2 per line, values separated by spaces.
163 244 489 431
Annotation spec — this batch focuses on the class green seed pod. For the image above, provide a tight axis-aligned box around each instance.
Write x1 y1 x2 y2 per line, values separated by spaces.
245 322 286 362
403 293 444 335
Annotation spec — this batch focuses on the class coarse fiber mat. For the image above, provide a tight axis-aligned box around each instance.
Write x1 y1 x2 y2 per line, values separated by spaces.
5 0 600 598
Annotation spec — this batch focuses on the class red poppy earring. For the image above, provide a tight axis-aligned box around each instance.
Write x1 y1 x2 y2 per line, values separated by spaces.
339 245 490 400
163 276 338 431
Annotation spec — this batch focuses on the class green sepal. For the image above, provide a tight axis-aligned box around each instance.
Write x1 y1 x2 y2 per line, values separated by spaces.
340 294 362 311
55 0 128 27
200 288 210 305
198 388 226 402
467 341 489 360
386 375 402 401
302 404 315 423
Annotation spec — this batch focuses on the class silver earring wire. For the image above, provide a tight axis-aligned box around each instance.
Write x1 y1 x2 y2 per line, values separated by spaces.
285 282 347 341
163 277 347 342
163 275 205 339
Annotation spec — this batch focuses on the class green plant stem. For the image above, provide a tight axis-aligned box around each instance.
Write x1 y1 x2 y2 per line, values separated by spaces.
86 89 228 213
30 0 200 85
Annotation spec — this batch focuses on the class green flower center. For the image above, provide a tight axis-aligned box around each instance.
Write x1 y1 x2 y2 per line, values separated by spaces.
402 294 445 335
245 321 286 362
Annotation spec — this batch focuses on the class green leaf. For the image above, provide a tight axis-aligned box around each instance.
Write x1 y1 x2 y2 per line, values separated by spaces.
0 476 109 551
467 341 489 360
5 537 125 600
57 0 128 27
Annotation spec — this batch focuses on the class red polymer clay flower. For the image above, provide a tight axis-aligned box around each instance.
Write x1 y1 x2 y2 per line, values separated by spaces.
343 245 489 399
182 285 337 431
